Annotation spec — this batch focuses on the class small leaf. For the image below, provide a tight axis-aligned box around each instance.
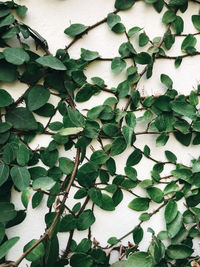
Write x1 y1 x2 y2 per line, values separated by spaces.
0 237 19 260
165 150 177 163
64 24 88 37
162 10 176 24
76 209 95 231
133 226 143 244
59 214 76 232
160 74 173 89
59 157 74 175
32 177 56 191
36 55 66 70
146 187 164 203
68 108 85 127
111 57 126 74
81 48 99 61
128 198 150 211
181 34 197 52
164 199 178 224
90 150 109 165
134 52 152 65
16 144 30 166
59 127 83 136
126 149 142 166
128 26 142 37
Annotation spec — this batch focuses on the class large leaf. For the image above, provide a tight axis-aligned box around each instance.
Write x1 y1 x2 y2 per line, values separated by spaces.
164 199 178 224
10 166 31 191
0 237 20 260
125 252 153 267
36 55 66 70
128 198 150 211
6 107 38 131
24 239 45 262
27 85 50 111
64 24 88 37
0 89 13 107
167 211 183 238
3 48 30 65
126 149 142 166
167 244 193 259
0 202 17 222
170 101 196 119
32 177 56 191
59 157 74 174
76 209 95 231
0 61 18 82
115 0 135 10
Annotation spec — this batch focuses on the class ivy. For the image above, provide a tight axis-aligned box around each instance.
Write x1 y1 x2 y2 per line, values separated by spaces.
0 0 200 266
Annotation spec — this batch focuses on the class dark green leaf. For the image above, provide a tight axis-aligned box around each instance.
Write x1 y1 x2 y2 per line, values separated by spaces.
59 157 74 174
133 226 143 244
115 0 135 10
167 211 183 238
146 187 164 203
128 198 150 211
111 57 126 74
0 162 9 187
36 55 66 70
0 89 13 107
167 244 193 259
0 237 19 260
24 239 45 262
90 150 109 165
0 202 17 222
59 214 76 232
76 209 95 231
126 149 142 166
3 48 29 65
192 15 200 31
16 144 30 166
162 10 176 24
164 199 178 224
125 252 153 267
27 85 50 111
134 52 152 65
10 166 30 191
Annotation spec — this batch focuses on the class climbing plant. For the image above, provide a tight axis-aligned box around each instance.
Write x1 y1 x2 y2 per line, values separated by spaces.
0 0 200 266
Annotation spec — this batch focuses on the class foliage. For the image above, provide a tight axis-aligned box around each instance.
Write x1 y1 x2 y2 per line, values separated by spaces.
0 0 200 266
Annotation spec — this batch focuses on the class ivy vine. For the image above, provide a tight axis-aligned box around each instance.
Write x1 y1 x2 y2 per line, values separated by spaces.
0 0 200 266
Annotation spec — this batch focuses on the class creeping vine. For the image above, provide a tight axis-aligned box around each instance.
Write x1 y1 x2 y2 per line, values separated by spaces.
0 0 200 266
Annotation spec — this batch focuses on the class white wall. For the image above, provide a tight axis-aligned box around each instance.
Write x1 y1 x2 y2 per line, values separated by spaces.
4 0 200 265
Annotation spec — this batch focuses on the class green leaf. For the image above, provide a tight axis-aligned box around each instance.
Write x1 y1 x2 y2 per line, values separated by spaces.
3 48 30 65
0 7 10 18
68 108 85 127
59 157 74 174
110 261 126 267
134 52 152 65
167 211 183 238
0 223 5 244
59 214 76 232
90 150 109 165
125 252 153 267
6 107 38 131
181 34 197 52
32 177 56 191
0 237 19 260
24 239 45 262
122 126 135 145
171 168 192 183
111 57 126 74
146 187 164 203
64 24 88 37
100 193 115 211
76 209 95 230
0 162 9 187
192 15 200 31
16 5 28 18
70 253 93 267
167 244 193 259
10 166 31 191
192 159 200 173
126 149 142 166
36 55 66 70
115 0 135 10
16 144 30 166
171 100 196 119
0 89 13 107
164 199 178 224
0 202 17 222
164 181 179 195
139 33 149 47
59 127 83 136
128 26 142 37
165 150 177 163
0 61 18 82
160 74 173 89
21 187 33 209
189 90 198 106
0 14 14 28
117 80 129 98
81 48 99 61
27 85 50 111
162 10 176 24
133 226 143 244
128 198 150 211
110 137 127 156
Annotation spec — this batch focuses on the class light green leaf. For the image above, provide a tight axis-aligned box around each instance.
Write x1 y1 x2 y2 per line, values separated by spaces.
111 57 126 74
167 211 183 238
59 157 74 175
81 48 100 61
32 177 56 191
59 127 83 136
125 252 153 267
167 244 193 259
90 150 109 165
128 198 150 211
165 199 178 224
